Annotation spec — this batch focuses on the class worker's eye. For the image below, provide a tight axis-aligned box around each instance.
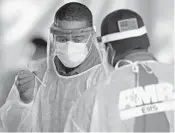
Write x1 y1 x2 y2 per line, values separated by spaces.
72 37 82 43
72 35 89 43
56 36 68 42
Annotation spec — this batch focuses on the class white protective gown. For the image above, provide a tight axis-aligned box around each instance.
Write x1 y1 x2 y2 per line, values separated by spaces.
64 60 174 132
0 42 105 132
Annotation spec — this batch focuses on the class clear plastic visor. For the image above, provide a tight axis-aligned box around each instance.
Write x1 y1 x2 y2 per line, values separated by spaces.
50 24 94 43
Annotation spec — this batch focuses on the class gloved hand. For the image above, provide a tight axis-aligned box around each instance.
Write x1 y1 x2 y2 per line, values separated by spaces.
15 70 36 103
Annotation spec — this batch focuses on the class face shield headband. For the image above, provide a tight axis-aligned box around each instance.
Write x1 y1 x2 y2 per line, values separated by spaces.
97 26 147 73
101 26 147 43
50 24 95 37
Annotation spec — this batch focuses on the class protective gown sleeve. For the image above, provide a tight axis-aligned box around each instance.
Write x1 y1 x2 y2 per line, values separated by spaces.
0 58 47 132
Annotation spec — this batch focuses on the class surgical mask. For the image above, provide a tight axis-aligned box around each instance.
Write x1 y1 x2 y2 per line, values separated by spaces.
55 41 89 68
49 25 94 68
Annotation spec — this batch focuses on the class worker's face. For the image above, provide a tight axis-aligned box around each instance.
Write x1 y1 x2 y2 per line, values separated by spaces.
54 20 92 44
50 20 95 68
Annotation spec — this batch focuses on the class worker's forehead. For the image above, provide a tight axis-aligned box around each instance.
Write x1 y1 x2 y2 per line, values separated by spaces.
58 20 88 30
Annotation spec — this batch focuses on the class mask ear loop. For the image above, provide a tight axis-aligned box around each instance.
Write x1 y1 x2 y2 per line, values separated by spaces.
107 43 116 67
96 39 113 84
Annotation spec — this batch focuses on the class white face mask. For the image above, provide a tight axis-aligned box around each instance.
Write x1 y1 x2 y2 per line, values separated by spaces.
55 41 89 68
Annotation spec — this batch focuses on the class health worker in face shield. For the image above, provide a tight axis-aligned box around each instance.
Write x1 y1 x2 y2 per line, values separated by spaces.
0 2 105 132
64 9 174 132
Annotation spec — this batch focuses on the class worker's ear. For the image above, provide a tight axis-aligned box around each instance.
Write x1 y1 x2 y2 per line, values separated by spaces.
97 36 102 43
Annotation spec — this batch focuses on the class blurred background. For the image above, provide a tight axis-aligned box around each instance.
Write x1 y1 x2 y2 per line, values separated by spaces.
0 0 174 106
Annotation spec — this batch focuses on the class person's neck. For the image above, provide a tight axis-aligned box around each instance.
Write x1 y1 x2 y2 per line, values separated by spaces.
124 49 156 62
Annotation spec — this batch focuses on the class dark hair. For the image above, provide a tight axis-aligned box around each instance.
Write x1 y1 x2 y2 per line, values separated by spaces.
54 2 93 27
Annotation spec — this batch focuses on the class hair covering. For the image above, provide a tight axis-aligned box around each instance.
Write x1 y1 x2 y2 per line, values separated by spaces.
101 9 150 56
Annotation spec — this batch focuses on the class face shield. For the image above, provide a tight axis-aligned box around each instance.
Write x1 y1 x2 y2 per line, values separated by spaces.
47 24 95 68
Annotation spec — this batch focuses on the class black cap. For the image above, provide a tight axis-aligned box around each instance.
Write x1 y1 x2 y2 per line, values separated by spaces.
101 9 150 55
